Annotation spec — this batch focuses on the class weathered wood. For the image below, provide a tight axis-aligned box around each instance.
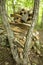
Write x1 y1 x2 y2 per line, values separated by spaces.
10 9 33 23
10 22 31 28
10 14 22 18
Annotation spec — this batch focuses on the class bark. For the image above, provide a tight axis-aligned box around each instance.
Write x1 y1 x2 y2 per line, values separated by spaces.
12 0 15 13
41 10 43 28
0 0 20 64
23 0 40 65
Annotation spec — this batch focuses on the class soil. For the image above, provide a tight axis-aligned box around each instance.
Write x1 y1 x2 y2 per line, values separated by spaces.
0 45 16 65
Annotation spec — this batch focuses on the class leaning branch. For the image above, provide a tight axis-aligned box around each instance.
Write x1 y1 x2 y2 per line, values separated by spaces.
0 0 20 64
23 0 40 65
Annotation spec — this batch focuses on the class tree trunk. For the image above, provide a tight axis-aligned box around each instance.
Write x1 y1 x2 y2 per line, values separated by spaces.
0 0 20 64
12 0 15 13
41 10 43 28
23 0 40 65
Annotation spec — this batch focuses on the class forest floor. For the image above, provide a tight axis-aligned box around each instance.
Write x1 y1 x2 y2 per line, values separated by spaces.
0 30 43 65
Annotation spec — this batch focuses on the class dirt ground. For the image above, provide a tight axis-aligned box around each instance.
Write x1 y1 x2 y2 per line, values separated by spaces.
0 30 43 65
0 45 16 65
